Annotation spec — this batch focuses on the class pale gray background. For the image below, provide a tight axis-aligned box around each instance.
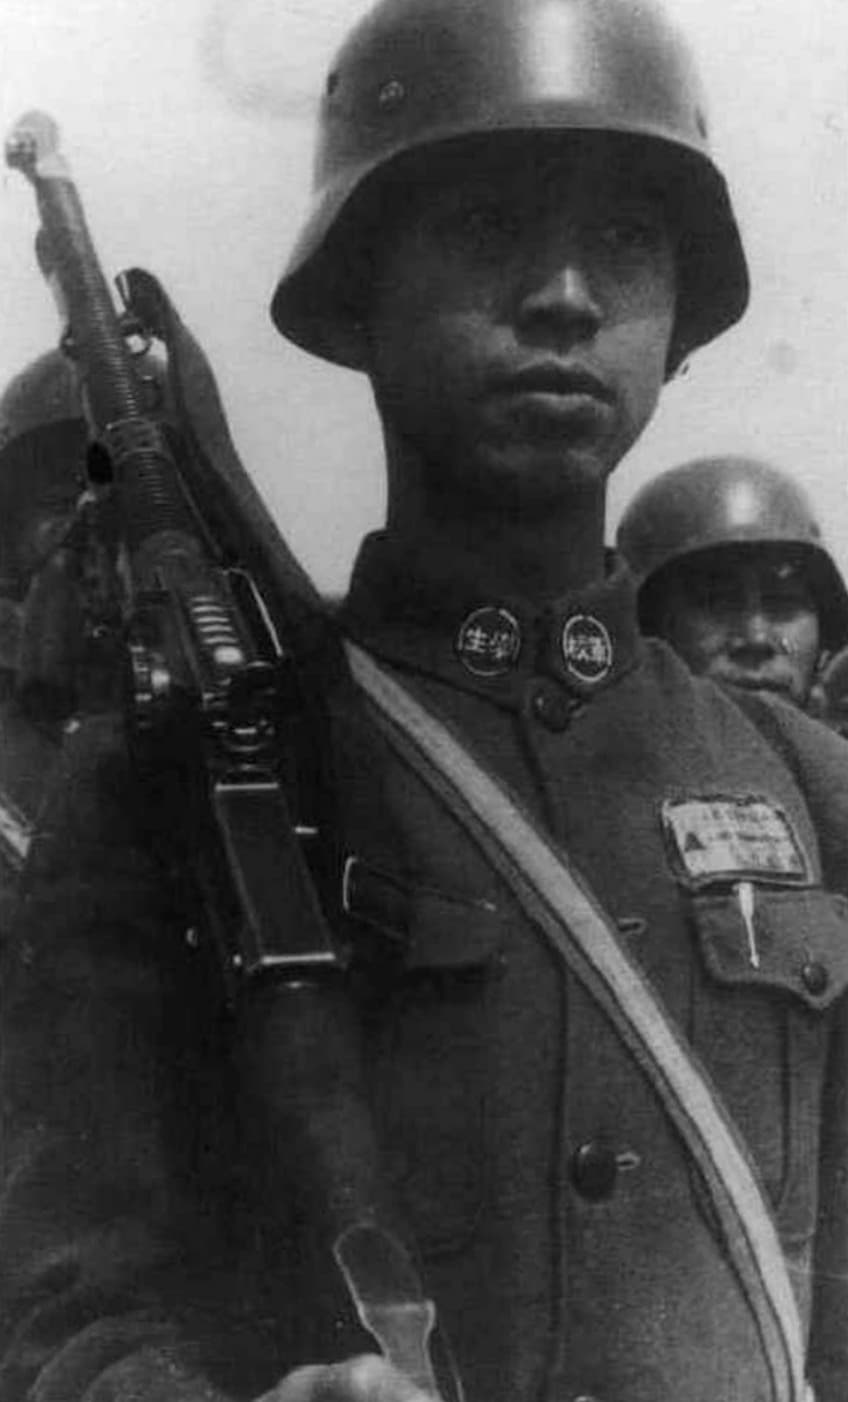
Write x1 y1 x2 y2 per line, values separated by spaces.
2 0 847 594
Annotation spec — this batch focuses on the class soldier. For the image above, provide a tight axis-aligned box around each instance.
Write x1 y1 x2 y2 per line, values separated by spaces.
0 349 87 918
0 340 174 925
2 2 848 1402
616 455 848 708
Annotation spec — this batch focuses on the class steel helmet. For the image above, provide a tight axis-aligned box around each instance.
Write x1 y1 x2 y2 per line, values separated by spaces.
271 0 749 371
0 347 170 595
0 352 88 594
0 348 85 449
616 456 848 652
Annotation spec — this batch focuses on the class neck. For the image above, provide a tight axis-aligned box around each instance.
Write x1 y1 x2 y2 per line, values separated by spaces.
383 434 609 601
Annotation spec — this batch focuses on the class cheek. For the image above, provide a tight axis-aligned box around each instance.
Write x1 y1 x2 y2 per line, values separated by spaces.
625 326 670 406
609 296 677 431
665 609 728 669
786 615 821 667
370 285 491 415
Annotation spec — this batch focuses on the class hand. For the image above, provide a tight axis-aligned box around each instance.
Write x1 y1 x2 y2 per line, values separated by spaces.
257 1354 435 1402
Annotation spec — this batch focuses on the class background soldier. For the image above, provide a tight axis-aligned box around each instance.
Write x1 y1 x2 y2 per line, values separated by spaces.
0 342 172 927
616 454 848 708
3 3 848 1402
0 349 87 920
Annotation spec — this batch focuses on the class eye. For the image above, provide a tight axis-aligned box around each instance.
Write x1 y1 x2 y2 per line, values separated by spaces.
761 583 815 616
705 584 743 613
460 198 520 252
597 213 666 257
683 571 742 614
758 563 816 615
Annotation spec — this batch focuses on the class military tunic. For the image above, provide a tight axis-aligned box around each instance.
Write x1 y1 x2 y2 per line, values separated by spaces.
1 535 847 1402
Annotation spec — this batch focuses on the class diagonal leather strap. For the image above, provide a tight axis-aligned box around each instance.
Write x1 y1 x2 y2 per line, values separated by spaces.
345 640 812 1402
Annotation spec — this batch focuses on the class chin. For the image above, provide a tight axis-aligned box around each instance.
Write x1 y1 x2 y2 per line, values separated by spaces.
462 439 614 506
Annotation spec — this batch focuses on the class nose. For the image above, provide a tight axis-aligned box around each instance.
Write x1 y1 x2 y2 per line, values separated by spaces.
738 612 772 645
729 597 779 655
516 248 603 341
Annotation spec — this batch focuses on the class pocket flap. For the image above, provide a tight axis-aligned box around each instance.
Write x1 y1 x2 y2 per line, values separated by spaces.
342 855 503 970
693 886 848 1011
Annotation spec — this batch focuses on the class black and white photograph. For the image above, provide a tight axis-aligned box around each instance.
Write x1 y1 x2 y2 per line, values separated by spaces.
0 2 847 1399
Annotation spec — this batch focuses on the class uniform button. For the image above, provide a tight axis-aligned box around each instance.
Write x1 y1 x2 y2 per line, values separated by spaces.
530 681 580 732
801 961 829 996
571 1141 619 1201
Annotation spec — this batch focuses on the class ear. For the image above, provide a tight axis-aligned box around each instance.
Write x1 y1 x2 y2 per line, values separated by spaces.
665 350 690 382
664 305 690 380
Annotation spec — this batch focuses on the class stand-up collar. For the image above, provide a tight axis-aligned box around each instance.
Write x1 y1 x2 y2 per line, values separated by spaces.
341 531 645 709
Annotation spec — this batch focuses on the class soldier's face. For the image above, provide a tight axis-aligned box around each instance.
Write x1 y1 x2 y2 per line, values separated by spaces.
656 548 822 707
365 136 677 507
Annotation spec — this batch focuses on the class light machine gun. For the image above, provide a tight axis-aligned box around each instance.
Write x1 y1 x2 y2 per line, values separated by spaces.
6 110 458 1402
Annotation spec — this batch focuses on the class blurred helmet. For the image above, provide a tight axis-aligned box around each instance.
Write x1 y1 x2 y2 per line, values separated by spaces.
0 347 84 449
0 346 170 596
0 351 87 595
616 455 848 652
271 0 749 371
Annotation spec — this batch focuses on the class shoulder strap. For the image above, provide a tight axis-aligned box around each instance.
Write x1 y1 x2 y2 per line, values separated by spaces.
345 641 812 1402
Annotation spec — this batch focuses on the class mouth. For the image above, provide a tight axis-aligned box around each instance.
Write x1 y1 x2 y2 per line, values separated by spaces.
723 673 793 698
479 364 611 451
486 364 613 439
493 362 613 403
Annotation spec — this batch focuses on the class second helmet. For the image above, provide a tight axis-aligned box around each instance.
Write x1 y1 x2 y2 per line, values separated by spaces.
616 455 848 653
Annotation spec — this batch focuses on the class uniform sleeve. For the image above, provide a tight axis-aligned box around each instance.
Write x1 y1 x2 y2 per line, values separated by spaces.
731 691 848 894
0 715 287 1401
807 995 848 1402
732 692 848 1398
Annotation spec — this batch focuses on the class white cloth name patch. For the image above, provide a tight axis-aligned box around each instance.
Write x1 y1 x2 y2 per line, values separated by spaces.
662 795 811 889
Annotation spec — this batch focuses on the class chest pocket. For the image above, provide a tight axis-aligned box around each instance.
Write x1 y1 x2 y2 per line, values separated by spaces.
690 885 848 1243
345 857 504 1255
693 885 848 1008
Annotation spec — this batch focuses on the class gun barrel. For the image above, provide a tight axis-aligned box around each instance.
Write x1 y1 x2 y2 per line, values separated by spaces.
5 110 263 714
6 111 143 429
